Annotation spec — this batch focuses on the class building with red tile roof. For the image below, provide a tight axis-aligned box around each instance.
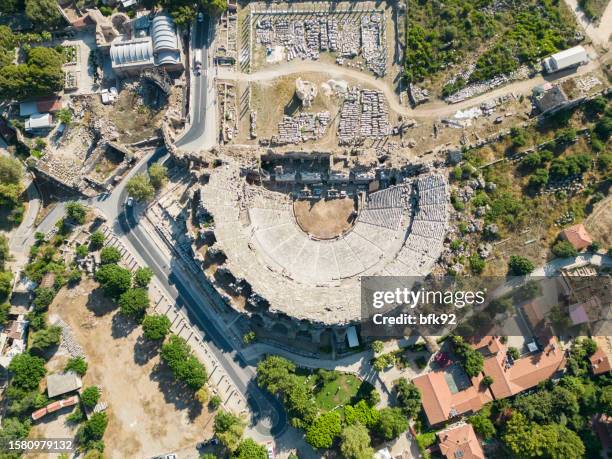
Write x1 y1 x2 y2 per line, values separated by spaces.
437 422 485 459
590 336 612 376
560 223 593 251
412 366 493 426
476 335 565 399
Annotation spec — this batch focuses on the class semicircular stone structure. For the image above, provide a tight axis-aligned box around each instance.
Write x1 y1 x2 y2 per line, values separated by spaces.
200 165 449 325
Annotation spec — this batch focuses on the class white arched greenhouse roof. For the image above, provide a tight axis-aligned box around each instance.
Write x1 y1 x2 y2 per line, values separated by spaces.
151 14 178 53
110 39 154 67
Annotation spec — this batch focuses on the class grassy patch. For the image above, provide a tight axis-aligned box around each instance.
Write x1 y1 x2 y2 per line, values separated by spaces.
314 373 362 411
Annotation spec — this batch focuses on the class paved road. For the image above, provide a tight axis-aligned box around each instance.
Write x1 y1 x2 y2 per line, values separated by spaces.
175 16 217 152
89 149 287 439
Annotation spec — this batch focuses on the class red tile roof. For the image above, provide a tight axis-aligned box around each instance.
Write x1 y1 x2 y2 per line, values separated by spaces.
478 336 565 399
560 223 592 251
36 97 63 113
437 423 485 459
413 369 493 426
590 336 612 376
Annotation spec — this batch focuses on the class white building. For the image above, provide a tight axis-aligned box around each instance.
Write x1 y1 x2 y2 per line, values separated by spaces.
109 13 184 77
25 113 53 132
543 45 588 73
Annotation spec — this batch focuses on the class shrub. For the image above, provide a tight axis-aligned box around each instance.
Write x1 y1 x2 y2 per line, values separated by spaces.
30 326 62 354
306 411 342 449
508 255 535 275
65 357 88 376
210 394 222 410
80 386 100 408
552 240 578 258
89 231 104 249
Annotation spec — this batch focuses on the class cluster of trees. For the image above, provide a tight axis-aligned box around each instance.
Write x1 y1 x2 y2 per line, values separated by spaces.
0 0 63 29
257 355 411 454
450 335 484 377
0 156 25 228
403 0 576 87
125 162 168 202
160 335 208 390
159 0 227 26
0 234 13 300
0 39 64 101
211 410 270 458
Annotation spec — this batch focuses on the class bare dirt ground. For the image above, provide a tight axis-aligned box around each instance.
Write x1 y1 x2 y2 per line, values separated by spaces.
293 197 356 239
585 195 612 246
37 279 214 459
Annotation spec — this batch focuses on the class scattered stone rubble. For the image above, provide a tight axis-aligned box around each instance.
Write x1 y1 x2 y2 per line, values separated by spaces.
444 65 530 104
273 111 330 145
255 13 386 75
338 88 390 145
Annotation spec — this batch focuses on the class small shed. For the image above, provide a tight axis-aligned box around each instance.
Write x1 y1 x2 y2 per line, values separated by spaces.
46 372 83 398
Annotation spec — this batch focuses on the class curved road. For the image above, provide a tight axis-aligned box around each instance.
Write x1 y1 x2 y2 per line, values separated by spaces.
91 149 287 438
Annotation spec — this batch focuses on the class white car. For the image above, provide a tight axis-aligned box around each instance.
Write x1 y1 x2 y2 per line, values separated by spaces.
197 12 204 22
126 196 134 207
194 62 202 76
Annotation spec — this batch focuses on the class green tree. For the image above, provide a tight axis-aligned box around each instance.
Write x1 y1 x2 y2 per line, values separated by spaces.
80 386 100 409
65 201 86 225
0 417 31 448
340 423 374 459
468 405 495 439
126 173 154 202
76 244 88 258
507 347 520 360
133 267 153 287
56 108 72 125
213 410 245 452
594 115 612 141
0 0 19 14
99 246 121 265
160 335 208 389
0 234 9 271
25 0 62 29
508 255 535 275
306 411 342 449
77 412 107 447
94 264 132 299
30 325 62 353
232 438 267 459
552 240 578 258
395 378 421 418
142 314 171 341
89 231 104 250
65 356 88 376
510 127 527 148
376 407 408 440
148 163 168 190
0 156 23 186
344 400 381 429
528 168 549 190
0 270 12 300
118 288 149 321
8 353 46 391
32 287 55 311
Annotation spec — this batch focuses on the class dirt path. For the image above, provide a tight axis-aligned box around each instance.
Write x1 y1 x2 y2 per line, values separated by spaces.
219 56 602 119
562 0 612 48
